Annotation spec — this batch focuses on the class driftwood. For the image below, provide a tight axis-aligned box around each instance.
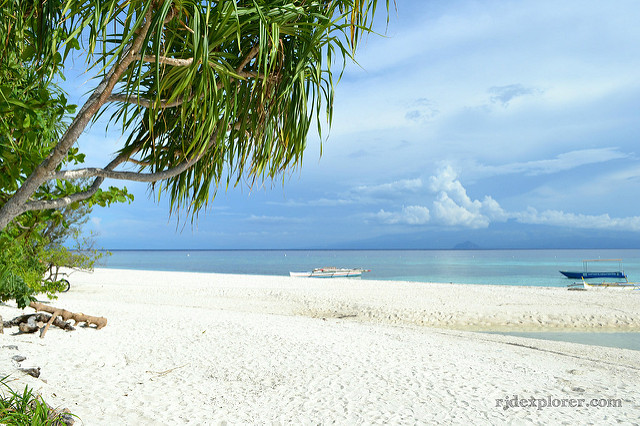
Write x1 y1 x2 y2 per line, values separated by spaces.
3 303 107 338
29 302 107 338
4 313 75 334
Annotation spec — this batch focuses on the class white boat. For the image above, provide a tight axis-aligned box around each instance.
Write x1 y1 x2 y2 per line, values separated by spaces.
582 280 640 290
289 267 371 278
568 277 640 290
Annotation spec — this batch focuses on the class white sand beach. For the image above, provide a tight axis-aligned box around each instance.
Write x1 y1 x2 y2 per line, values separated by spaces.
1 268 639 424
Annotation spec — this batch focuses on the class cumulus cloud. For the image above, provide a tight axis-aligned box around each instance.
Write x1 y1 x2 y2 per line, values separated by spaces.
375 205 430 225
369 166 508 229
479 196 506 219
427 165 507 228
432 193 489 228
367 164 640 233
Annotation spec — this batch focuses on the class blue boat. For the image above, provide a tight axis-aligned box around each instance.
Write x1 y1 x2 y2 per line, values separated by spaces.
560 259 626 280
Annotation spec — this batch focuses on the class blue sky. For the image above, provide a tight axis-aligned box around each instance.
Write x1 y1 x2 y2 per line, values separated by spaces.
67 0 640 249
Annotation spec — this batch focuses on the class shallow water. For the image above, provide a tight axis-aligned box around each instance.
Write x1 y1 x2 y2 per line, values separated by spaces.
485 331 640 351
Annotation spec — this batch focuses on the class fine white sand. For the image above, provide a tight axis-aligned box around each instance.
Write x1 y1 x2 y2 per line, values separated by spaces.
1 268 639 424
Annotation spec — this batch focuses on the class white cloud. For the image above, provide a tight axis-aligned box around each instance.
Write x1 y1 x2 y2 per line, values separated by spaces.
368 167 506 229
355 178 423 196
429 165 464 194
480 195 509 221
432 193 489 228
515 208 640 231
375 205 430 225
475 148 630 177
368 163 640 233
405 98 440 123
427 165 504 228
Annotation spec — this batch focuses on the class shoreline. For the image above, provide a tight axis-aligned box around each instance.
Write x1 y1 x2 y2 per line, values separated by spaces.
83 268 640 332
1 268 638 423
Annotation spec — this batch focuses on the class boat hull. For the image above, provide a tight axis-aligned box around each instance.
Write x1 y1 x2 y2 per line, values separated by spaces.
560 271 626 279
582 281 640 290
289 268 369 278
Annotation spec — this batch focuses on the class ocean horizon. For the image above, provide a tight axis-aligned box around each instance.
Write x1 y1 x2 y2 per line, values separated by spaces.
97 248 640 287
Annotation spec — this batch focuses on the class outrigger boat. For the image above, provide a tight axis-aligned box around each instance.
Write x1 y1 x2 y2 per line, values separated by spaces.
568 277 640 291
582 280 640 290
559 259 627 280
289 267 371 278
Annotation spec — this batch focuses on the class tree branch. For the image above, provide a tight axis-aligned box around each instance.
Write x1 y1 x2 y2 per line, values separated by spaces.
27 131 218 212
137 54 194 67
238 45 260 71
51 144 212 183
23 150 131 212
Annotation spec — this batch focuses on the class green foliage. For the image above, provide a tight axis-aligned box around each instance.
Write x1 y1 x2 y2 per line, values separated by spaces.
0 0 132 210
0 375 76 425
0 212 108 305
0 231 47 296
0 268 34 310
110 0 386 217
0 1 132 306
0 0 70 191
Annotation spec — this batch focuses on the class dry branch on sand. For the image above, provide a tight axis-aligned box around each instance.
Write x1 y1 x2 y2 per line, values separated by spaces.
2 302 107 338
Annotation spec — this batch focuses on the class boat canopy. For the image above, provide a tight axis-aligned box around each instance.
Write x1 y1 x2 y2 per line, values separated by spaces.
559 259 626 280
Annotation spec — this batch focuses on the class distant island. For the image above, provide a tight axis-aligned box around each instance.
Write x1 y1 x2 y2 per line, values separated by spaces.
453 241 481 250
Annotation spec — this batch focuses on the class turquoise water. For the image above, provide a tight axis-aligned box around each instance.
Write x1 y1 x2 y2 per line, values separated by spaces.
99 249 640 287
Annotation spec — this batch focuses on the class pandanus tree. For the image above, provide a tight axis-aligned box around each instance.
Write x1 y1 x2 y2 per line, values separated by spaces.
0 0 389 231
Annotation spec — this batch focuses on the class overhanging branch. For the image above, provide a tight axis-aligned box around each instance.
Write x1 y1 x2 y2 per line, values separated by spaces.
27 132 218 212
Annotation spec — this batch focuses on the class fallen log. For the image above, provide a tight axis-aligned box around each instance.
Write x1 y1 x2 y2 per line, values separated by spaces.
29 302 107 338
5 313 75 333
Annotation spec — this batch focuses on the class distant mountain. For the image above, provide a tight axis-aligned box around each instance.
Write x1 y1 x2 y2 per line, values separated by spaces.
453 241 481 250
332 220 640 249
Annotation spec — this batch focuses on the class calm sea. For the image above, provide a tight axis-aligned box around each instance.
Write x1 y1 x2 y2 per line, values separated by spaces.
99 248 640 287
98 249 640 351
